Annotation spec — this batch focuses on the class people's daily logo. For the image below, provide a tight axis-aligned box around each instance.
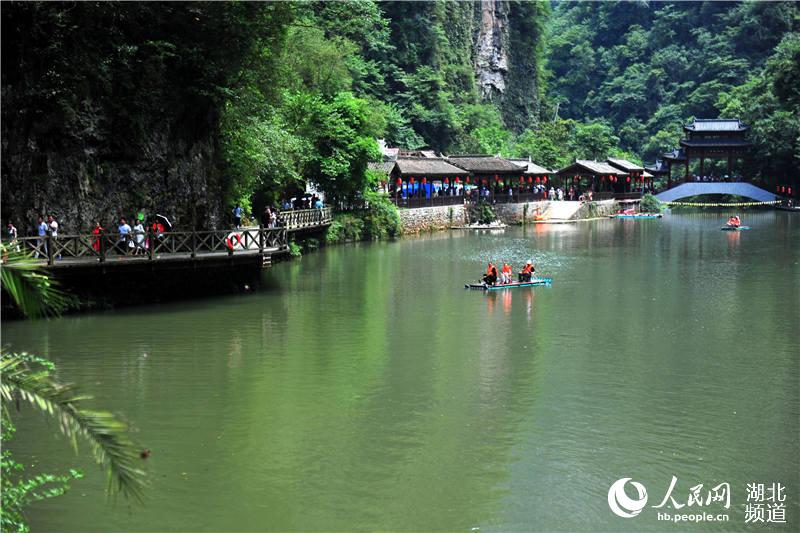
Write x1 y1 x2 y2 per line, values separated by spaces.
607 478 648 518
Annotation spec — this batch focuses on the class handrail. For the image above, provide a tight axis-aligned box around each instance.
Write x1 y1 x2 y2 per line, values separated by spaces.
7 227 288 266
278 207 333 230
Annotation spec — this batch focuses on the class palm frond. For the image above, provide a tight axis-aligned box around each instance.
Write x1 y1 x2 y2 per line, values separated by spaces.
1 353 147 503
1 244 67 318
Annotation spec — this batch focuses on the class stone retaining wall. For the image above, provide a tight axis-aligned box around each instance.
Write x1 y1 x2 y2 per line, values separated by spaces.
574 199 617 219
493 201 550 224
398 205 466 233
398 200 619 233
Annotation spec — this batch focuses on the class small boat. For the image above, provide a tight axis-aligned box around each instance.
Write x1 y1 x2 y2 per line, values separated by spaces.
721 225 751 231
465 277 553 290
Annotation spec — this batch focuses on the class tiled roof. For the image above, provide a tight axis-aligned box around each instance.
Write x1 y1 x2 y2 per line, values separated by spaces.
607 158 644 172
367 161 396 174
508 159 553 175
393 157 466 176
684 119 749 132
679 139 751 148
557 160 627 176
446 156 525 173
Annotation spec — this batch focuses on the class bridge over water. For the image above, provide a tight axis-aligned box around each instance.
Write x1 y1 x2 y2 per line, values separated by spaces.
654 182 777 203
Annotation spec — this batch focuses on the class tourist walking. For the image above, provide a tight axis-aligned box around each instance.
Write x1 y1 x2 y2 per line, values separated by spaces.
117 217 132 254
233 204 243 229
6 221 19 252
133 219 145 254
47 214 60 259
91 221 104 253
35 216 48 258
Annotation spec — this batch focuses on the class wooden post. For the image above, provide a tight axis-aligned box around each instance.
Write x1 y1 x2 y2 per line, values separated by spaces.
258 224 265 253
148 228 155 260
99 231 106 263
46 235 54 266
191 231 197 259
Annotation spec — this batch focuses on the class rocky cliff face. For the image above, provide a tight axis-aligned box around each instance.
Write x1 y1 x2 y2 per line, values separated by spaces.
472 0 543 131
475 0 510 100
1 102 225 236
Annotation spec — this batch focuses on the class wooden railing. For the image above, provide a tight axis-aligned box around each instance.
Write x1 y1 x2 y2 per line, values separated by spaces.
9 227 287 266
279 207 333 230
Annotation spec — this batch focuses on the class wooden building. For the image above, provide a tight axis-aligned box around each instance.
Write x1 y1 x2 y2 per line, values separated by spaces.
555 160 627 193
389 157 466 198
607 157 645 192
679 118 750 181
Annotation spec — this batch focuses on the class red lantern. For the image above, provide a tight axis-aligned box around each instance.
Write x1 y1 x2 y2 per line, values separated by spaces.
494 174 499 181
789 187 793 195
528 177 533 184
466 177 470 184
422 177 427 185
444 177 449 184
536 177 541 183
455 177 460 183
395 178 402 185
626 176 631 183
410 177 415 184
601 176 606 182
543 176 548 184
482 178 488 185
519 176 524 184
573 176 578 183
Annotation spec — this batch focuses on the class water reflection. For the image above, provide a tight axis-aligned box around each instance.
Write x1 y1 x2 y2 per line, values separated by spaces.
2 212 797 532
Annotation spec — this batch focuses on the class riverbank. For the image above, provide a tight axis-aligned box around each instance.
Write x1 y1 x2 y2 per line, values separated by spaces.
398 200 620 233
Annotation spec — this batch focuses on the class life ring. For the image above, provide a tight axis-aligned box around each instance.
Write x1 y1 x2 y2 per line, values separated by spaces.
226 232 243 250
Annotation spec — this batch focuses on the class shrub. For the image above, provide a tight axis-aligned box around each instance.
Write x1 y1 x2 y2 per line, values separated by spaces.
640 193 663 213
361 192 402 239
325 214 364 244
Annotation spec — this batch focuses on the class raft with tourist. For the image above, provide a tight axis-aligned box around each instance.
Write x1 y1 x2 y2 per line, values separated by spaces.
721 215 750 231
466 260 552 290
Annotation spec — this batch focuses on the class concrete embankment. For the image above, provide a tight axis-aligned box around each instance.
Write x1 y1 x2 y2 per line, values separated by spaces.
398 200 619 233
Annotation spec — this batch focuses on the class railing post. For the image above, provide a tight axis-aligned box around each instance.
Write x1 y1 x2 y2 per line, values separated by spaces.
259 224 265 253
228 229 234 256
148 229 155 260
46 235 54 266
191 231 197 259
99 231 106 263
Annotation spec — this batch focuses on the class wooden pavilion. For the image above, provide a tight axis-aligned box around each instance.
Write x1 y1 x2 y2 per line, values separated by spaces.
555 160 627 194
678 118 750 181
446 155 526 189
607 157 646 192
388 157 466 198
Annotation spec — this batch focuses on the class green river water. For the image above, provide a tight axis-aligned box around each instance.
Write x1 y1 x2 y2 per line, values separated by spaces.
3 211 799 532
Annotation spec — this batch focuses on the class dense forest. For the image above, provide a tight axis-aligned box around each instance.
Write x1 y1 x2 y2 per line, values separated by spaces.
1 1 798 232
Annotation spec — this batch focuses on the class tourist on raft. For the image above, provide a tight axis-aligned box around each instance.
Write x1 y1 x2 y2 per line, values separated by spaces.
500 263 513 284
518 260 535 282
727 215 741 227
483 262 498 286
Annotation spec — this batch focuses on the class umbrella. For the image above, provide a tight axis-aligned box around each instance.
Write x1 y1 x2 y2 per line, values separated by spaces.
155 214 172 230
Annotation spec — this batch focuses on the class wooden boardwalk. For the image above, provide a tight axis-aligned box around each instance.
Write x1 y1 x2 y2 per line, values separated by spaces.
8 208 333 270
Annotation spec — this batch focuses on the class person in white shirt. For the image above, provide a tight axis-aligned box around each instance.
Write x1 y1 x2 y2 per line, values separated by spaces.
47 215 60 259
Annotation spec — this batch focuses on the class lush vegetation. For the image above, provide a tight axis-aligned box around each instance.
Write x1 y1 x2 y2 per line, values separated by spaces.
545 1 800 182
2 1 798 226
639 193 663 214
